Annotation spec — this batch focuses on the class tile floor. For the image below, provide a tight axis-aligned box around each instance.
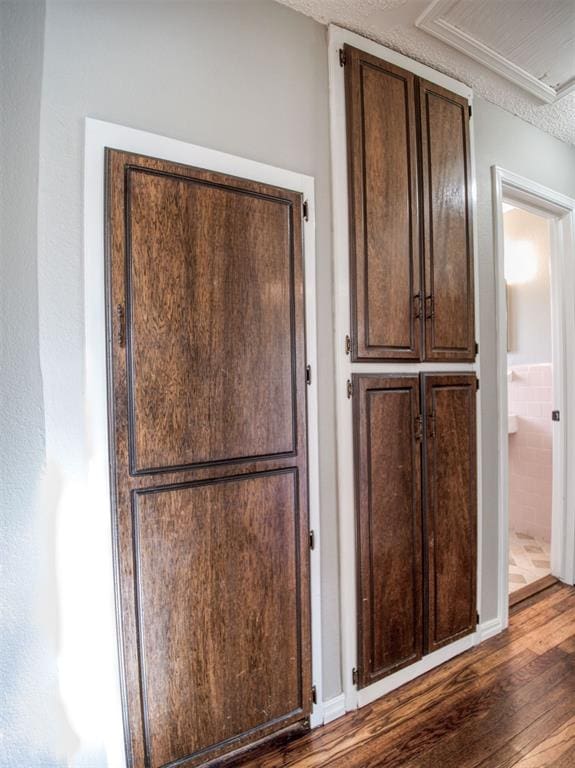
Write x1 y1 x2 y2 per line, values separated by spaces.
509 529 551 593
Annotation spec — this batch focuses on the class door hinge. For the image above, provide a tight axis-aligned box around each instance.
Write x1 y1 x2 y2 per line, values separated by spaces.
312 685 317 705
309 529 315 550
345 334 351 355
476 378 480 391
552 410 560 422
415 414 423 442
347 379 353 399
306 364 312 385
476 611 480 625
352 667 359 686
302 199 309 222
475 341 479 355
469 104 472 118
339 48 346 67
116 304 126 348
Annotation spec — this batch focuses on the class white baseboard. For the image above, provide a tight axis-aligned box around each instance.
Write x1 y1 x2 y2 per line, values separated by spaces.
477 617 504 641
322 693 346 725
314 620 503 730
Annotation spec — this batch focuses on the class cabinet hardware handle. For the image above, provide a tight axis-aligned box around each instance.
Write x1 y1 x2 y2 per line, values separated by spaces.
117 304 125 348
425 295 434 320
413 292 423 320
414 415 423 442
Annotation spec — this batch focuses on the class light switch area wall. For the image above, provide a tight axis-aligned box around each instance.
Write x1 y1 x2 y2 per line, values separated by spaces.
504 208 552 366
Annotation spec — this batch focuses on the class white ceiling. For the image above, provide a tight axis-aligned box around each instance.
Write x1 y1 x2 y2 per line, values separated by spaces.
275 0 575 145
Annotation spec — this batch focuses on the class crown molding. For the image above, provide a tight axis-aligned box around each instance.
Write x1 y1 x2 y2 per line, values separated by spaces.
416 0 573 104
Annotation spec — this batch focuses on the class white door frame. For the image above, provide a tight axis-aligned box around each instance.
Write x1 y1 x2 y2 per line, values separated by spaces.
84 118 325 766
328 25 488 714
492 166 575 632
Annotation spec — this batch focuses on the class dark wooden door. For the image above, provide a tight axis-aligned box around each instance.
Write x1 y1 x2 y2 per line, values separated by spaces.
422 374 477 653
419 80 475 361
106 150 312 768
345 45 421 361
353 374 423 686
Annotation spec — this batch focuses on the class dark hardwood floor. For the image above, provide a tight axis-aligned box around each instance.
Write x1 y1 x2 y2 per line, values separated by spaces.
238 583 575 767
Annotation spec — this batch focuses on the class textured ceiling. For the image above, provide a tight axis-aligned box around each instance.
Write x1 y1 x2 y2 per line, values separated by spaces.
275 0 575 146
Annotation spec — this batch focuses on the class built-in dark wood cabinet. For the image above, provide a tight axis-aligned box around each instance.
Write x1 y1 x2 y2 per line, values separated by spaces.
419 81 475 361
106 150 312 768
422 374 477 653
353 373 477 686
345 47 421 361
353 375 423 687
344 45 475 362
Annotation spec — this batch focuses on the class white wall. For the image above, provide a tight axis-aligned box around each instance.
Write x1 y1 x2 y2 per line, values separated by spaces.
0 3 72 767
3 2 575 766
504 208 552 366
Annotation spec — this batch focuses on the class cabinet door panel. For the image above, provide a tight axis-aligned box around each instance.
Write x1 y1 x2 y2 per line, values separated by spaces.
423 374 477 653
345 45 421 361
353 375 423 686
419 80 475 361
106 149 311 768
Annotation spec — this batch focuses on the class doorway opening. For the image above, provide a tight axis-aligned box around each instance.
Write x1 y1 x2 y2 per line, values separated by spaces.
503 203 557 605
493 166 575 625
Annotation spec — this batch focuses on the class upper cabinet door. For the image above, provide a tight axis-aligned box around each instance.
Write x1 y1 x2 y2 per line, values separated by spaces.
422 374 477 653
345 45 421 361
419 79 475 361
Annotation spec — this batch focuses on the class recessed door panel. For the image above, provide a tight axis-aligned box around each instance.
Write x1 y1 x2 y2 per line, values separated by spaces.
423 374 477 652
106 149 311 768
125 165 296 474
353 375 423 686
419 80 475 361
133 471 302 768
345 45 421 361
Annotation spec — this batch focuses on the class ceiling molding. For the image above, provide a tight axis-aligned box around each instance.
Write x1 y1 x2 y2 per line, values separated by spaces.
416 0 573 104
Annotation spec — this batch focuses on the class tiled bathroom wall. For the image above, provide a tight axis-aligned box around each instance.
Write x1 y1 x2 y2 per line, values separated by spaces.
508 363 553 542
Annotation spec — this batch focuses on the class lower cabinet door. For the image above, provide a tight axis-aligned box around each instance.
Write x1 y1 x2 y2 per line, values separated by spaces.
422 374 477 653
353 374 423 687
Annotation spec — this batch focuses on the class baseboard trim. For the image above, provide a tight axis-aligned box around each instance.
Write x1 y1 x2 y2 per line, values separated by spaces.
322 693 346 725
477 617 503 641
316 621 504 729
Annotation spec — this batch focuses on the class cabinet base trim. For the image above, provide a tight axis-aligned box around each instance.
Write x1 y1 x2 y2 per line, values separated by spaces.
322 694 347 725
355 625 500 709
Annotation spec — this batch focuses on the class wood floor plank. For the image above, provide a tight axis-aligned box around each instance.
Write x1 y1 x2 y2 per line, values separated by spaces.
237 585 575 768
511 714 575 767
326 650 569 768
403 653 575 768
509 574 558 607
474 692 575 768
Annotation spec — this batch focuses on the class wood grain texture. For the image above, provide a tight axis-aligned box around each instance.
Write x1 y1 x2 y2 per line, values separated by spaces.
419 79 475 361
126 164 296 473
509 574 558 608
423 373 477 653
235 584 575 768
134 471 302 768
345 45 421 361
105 149 312 768
352 374 423 686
